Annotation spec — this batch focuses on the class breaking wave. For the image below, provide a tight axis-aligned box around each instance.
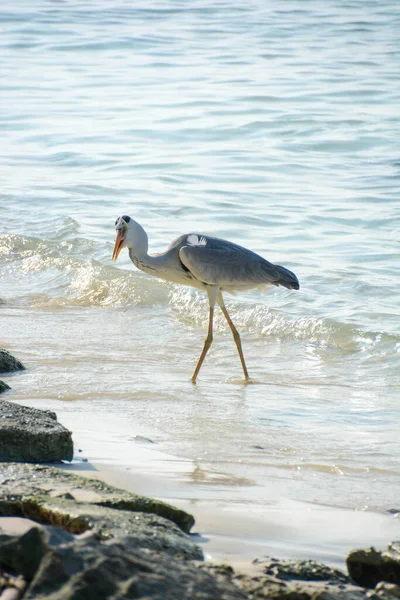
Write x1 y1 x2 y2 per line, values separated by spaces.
1 231 399 362
0 232 169 308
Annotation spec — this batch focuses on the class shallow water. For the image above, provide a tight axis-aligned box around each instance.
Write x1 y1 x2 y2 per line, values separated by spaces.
1 0 400 536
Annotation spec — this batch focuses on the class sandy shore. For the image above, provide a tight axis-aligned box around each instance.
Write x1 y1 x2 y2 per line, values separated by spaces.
8 396 399 575
1 430 397 598
62 453 398 574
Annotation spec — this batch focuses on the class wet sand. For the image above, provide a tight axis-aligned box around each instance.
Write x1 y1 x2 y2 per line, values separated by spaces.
7 398 399 574
0 451 397 576
63 452 398 574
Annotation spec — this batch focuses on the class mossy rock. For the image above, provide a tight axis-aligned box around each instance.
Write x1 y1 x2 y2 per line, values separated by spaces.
0 463 194 534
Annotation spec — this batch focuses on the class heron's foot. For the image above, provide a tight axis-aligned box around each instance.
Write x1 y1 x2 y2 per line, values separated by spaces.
225 375 253 385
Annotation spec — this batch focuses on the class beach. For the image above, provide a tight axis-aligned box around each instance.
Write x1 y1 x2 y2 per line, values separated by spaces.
1 350 399 597
36 402 400 572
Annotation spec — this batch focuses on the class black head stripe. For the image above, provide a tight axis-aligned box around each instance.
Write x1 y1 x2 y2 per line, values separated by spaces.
122 215 131 223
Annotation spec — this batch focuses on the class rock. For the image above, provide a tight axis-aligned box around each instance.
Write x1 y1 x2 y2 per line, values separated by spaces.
0 526 73 580
203 558 373 600
253 557 351 582
0 463 194 534
0 463 201 561
0 569 26 600
0 526 246 600
374 581 400 599
19 496 202 560
0 381 10 394
347 544 400 589
0 402 73 463
0 350 25 374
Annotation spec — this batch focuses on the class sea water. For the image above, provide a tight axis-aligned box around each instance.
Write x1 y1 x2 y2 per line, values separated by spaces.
1 0 399 536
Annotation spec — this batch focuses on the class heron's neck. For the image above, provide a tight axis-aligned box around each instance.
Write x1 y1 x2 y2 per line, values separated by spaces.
127 221 163 271
126 220 149 260
129 246 156 267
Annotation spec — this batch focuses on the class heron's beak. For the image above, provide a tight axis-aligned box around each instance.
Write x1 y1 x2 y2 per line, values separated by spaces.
112 229 125 262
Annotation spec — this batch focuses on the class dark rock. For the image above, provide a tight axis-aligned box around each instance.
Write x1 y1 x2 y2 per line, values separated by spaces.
0 402 73 463
0 350 25 374
0 526 73 580
254 556 350 582
0 381 11 394
0 527 246 600
0 463 194 534
347 544 400 589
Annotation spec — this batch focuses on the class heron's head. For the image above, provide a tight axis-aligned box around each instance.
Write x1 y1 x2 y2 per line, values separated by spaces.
112 215 148 261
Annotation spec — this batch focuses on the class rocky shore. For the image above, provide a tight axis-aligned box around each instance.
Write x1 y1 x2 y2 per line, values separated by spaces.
1 349 400 599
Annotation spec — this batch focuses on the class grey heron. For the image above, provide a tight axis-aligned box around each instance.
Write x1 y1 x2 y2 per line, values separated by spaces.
112 215 299 383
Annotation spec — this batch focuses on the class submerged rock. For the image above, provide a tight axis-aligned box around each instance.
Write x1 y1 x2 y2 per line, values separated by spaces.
347 543 400 588
0 401 73 463
0 349 25 373
0 380 10 394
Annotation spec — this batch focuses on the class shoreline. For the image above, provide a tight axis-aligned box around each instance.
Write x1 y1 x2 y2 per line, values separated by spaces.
5 393 399 572
64 451 398 574
1 387 400 597
3 463 395 600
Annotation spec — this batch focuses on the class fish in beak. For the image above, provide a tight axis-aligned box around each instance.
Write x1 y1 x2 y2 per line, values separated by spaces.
112 228 125 261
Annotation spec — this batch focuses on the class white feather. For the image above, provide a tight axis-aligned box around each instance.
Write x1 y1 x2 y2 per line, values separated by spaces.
187 234 207 246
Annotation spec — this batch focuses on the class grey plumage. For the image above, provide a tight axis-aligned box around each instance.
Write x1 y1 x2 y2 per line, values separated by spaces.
173 234 299 290
113 216 299 382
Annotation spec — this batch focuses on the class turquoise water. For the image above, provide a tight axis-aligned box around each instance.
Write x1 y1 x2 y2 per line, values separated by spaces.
1 1 399 524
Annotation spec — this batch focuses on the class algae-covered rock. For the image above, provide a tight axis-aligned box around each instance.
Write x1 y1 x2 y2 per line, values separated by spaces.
0 349 25 373
0 463 202 572
0 463 194 533
0 380 10 394
19 495 202 560
0 401 73 463
347 543 400 588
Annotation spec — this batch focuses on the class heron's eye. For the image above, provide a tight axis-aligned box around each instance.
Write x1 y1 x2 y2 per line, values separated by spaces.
122 215 131 223
115 218 119 226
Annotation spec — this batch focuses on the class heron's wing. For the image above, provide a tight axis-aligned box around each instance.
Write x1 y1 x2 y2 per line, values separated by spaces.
179 239 298 289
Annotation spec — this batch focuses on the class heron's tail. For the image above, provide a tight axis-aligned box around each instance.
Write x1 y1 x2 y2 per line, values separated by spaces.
274 264 300 290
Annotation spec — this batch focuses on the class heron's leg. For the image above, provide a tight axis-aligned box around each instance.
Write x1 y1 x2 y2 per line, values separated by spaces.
217 292 249 380
191 286 218 383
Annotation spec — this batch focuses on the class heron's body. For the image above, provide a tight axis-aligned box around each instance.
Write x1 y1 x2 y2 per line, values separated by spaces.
113 215 299 382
